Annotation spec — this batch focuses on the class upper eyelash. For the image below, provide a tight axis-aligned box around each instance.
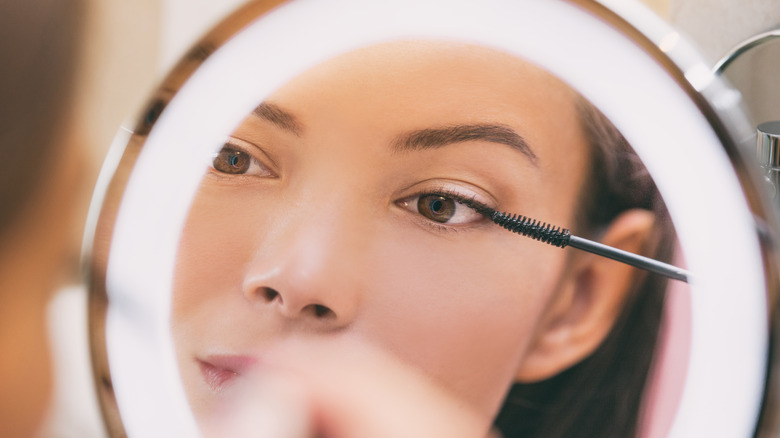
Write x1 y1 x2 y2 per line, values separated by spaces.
209 138 278 178
221 137 279 167
418 187 493 217
404 187 494 232
216 139 252 158
210 142 249 164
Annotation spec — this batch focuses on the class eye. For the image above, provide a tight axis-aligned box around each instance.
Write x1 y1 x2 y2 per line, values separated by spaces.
402 192 485 225
211 142 275 177
418 195 456 223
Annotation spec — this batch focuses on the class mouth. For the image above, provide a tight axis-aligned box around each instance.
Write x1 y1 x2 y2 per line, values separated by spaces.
197 355 258 392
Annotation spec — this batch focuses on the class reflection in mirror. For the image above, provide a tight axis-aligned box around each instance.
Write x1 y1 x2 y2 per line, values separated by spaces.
87 1 775 437
172 41 678 437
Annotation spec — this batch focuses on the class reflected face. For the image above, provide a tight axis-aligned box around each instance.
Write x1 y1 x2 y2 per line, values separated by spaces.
172 42 590 424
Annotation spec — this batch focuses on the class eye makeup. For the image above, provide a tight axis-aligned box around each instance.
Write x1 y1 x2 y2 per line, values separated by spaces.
455 198 692 283
209 137 278 178
396 187 494 231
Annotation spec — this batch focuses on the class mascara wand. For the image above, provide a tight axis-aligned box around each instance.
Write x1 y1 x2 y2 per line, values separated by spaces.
467 203 691 283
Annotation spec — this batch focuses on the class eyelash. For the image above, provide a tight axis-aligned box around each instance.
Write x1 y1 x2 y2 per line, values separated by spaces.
209 141 493 233
210 138 277 178
400 187 493 233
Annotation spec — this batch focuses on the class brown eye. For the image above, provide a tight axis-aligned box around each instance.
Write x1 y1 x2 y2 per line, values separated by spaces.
417 195 456 223
213 146 251 174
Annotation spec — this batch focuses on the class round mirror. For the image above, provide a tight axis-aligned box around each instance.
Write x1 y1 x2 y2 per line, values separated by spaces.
84 1 778 436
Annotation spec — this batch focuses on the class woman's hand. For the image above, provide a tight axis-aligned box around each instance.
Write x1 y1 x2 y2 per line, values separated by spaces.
200 337 499 438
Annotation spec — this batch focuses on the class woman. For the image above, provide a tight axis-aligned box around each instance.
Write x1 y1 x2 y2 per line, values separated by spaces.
171 40 672 437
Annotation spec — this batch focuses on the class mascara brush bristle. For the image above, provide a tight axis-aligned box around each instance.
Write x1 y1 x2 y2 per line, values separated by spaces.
456 199 691 283
454 198 570 248
489 211 571 248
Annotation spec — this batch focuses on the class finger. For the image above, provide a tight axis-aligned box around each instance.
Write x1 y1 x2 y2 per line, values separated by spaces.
200 369 314 438
266 337 496 438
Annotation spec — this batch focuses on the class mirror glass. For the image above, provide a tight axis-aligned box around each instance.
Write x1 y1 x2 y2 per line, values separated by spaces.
174 39 683 437
85 1 774 437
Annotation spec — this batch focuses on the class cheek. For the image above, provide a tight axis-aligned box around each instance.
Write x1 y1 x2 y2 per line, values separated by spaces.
171 187 269 343
170 182 569 419
358 230 567 416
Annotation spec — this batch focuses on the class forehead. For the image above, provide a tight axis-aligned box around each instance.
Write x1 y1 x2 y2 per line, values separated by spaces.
270 41 578 122
265 41 590 187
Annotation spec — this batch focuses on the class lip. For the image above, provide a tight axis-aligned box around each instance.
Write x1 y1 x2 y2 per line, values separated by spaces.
198 355 258 392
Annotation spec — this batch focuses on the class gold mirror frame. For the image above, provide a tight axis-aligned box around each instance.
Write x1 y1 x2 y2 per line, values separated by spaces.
83 1 780 436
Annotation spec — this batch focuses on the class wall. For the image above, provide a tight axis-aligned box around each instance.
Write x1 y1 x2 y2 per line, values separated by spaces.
669 0 780 125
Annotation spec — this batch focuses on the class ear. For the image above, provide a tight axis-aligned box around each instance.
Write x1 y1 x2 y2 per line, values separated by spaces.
514 209 656 382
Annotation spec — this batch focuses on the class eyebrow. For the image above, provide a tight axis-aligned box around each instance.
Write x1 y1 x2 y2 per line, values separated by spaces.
252 102 303 136
392 123 538 166
252 102 536 165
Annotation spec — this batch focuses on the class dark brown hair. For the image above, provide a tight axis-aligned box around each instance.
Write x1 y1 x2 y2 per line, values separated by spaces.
0 0 84 237
493 95 675 438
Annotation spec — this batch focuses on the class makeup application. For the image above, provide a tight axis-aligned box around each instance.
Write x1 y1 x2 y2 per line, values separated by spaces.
171 41 676 437
453 198 691 283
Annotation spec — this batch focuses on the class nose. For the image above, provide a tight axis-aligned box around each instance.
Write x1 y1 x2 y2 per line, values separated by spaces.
241 205 366 329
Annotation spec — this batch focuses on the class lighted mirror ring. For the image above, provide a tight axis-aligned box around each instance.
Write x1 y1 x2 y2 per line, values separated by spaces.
83 0 777 436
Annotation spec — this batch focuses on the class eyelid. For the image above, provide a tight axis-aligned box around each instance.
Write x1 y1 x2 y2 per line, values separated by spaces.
425 186 495 212
396 183 496 230
222 136 280 170
400 181 498 211
209 136 279 178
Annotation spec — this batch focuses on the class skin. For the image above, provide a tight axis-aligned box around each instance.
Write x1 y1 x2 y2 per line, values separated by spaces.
199 338 501 438
171 41 653 434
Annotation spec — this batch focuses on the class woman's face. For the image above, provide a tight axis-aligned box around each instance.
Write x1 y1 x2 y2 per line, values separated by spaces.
172 42 591 424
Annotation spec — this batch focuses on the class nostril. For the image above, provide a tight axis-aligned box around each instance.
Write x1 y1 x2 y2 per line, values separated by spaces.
260 287 279 302
252 287 336 320
307 304 335 319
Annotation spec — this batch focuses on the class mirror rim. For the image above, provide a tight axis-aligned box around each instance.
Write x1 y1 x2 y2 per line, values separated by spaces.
84 0 779 436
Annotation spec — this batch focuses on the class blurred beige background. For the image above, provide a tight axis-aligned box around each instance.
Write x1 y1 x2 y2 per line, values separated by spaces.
72 0 247 243
43 0 779 437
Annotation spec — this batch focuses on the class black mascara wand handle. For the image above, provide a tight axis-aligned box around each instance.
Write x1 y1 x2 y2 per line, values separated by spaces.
568 236 691 283
485 209 692 284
